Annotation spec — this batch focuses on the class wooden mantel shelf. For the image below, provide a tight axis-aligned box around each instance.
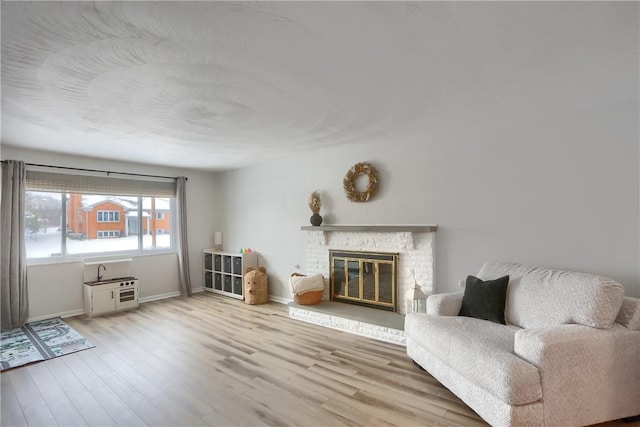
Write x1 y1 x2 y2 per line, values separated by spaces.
300 224 437 233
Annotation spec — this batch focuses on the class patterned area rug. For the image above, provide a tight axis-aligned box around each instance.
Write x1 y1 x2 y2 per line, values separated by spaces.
0 317 94 371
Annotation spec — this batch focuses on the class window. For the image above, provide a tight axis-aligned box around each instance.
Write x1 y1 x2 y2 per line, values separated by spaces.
97 210 120 222
24 192 62 258
25 170 177 260
143 197 172 250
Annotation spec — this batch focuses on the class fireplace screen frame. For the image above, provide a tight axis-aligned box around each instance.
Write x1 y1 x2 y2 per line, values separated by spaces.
329 250 399 312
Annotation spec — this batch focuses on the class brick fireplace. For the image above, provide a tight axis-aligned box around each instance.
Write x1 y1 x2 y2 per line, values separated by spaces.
301 225 437 315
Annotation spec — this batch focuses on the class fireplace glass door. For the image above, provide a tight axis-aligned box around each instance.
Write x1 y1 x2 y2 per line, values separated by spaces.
330 250 398 312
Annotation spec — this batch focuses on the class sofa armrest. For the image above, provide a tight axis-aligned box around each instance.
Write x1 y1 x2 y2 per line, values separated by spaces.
426 292 463 316
514 324 640 426
617 296 640 330
514 324 616 372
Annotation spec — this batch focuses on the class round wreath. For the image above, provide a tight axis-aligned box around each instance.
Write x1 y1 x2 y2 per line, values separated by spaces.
343 162 379 202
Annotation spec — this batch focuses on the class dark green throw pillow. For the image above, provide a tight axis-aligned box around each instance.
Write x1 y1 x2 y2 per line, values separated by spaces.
458 275 509 324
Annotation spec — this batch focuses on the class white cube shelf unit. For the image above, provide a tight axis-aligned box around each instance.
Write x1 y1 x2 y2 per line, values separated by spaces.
203 249 258 300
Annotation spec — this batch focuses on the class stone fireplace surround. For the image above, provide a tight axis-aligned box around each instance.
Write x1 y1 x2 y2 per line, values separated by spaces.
289 225 437 345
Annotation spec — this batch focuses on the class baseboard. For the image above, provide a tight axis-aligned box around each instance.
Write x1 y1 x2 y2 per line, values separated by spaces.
191 286 205 293
28 308 85 323
26 291 284 323
139 291 182 303
269 295 293 304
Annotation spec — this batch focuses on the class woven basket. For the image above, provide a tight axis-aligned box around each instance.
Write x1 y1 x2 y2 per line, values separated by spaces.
244 267 268 305
291 272 323 305
294 290 323 305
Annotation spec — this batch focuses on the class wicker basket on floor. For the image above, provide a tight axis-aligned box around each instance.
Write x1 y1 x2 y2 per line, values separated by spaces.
291 272 323 305
244 267 268 305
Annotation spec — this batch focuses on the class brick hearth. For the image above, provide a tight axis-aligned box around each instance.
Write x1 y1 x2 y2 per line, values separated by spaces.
290 225 437 344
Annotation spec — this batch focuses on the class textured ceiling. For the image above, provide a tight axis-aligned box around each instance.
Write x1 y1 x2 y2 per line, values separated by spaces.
1 2 636 171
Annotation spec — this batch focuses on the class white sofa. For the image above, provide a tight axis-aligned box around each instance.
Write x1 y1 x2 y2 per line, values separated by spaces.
405 261 640 427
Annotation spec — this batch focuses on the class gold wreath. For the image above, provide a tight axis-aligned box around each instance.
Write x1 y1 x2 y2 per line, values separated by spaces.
343 162 379 202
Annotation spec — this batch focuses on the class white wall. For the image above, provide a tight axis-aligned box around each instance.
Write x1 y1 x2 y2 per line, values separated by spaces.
1 145 223 320
220 124 639 299
218 3 640 301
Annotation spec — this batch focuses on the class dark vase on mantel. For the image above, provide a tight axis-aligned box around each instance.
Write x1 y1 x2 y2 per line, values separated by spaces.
310 213 323 226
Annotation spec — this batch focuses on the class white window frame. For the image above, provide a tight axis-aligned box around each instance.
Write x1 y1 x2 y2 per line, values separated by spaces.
97 210 121 223
98 230 121 238
25 169 178 263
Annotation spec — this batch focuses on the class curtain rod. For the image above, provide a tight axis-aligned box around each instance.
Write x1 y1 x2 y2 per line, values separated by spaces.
1 161 186 181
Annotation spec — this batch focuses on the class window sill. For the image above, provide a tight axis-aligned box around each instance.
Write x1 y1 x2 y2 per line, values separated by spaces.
27 249 177 266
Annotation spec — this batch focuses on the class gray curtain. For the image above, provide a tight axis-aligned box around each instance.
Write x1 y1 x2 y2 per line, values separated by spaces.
1 160 29 329
176 176 192 296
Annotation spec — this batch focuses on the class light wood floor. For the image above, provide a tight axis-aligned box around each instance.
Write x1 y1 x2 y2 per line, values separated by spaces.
1 293 637 427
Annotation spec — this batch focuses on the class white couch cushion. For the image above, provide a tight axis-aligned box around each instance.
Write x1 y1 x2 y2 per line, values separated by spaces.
426 292 463 316
405 313 542 405
477 261 624 329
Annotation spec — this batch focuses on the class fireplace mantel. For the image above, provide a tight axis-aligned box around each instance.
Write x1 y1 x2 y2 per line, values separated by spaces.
300 224 437 233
